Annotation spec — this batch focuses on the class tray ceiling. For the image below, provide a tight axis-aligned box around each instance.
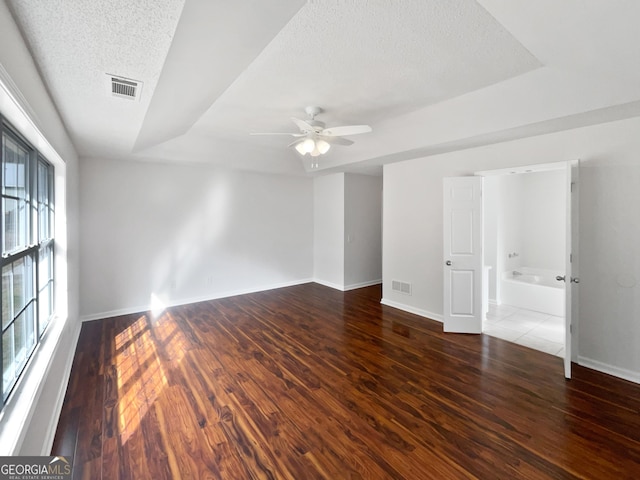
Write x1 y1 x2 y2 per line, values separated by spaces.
6 0 640 175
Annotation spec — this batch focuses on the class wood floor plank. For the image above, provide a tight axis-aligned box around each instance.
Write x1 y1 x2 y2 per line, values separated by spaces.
52 283 640 479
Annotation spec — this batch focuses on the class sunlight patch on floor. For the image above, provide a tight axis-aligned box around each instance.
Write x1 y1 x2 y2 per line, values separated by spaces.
115 315 168 444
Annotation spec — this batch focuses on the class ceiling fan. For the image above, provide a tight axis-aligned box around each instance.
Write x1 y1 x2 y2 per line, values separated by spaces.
250 106 372 158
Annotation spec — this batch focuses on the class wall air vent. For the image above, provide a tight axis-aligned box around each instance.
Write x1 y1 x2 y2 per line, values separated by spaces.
392 280 412 295
107 74 142 101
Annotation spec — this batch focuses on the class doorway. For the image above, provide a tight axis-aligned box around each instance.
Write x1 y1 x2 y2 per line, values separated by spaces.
478 163 568 357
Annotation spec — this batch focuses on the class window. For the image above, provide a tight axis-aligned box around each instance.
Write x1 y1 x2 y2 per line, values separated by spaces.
1 122 55 405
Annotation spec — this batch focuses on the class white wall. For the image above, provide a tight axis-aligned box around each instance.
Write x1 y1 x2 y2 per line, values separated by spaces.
521 170 566 270
500 174 525 273
313 173 345 289
484 175 527 302
313 173 383 290
579 157 640 380
383 116 640 382
79 158 313 319
483 176 500 301
0 0 80 454
344 173 383 289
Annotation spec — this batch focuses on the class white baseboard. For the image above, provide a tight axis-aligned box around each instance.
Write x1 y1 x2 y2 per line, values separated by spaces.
313 278 381 292
80 278 314 322
578 356 640 385
81 305 149 322
42 319 82 454
380 298 443 323
343 279 382 291
312 279 345 291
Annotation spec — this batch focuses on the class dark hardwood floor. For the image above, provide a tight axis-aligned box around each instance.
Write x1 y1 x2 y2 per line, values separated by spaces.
52 283 640 479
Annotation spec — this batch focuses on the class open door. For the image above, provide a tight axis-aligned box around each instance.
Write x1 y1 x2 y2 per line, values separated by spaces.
562 160 580 379
443 176 483 333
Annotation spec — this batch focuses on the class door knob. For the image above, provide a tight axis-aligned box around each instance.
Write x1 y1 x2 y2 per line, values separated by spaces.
571 277 580 284
445 260 452 266
555 275 565 282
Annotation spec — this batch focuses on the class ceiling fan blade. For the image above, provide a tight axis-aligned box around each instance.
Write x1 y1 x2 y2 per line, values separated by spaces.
324 136 354 146
250 132 305 137
320 125 372 137
290 117 316 133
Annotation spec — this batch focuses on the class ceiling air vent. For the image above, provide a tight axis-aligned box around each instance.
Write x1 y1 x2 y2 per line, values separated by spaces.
106 74 142 101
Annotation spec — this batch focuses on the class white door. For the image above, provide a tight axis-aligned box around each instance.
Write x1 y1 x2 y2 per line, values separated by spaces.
443 176 483 333
561 160 580 379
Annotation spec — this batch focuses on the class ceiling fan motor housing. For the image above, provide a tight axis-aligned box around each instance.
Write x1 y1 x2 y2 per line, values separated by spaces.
306 119 325 133
250 105 371 159
305 106 322 118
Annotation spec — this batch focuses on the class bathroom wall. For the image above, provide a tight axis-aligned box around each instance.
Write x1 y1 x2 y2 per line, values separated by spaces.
484 169 566 303
521 170 566 271
484 176 500 301
484 174 524 303
500 174 525 273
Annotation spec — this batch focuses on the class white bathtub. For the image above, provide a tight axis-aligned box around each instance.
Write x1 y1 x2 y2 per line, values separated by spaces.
500 267 565 316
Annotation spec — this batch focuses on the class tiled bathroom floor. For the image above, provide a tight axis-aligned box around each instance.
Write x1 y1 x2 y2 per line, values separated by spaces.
483 303 565 357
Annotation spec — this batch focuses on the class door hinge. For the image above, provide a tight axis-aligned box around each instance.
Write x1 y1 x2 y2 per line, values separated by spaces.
570 324 573 334
570 253 572 263
570 182 575 192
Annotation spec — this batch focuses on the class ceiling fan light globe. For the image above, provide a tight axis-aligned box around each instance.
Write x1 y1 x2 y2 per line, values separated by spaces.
310 146 321 157
316 139 330 154
303 138 315 153
295 142 307 155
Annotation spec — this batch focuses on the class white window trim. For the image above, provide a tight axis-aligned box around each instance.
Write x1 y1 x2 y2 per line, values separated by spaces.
0 64 77 455
0 314 79 454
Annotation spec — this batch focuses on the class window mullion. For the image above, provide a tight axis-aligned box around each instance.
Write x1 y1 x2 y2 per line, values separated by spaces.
35 243 40 340
2 297 36 334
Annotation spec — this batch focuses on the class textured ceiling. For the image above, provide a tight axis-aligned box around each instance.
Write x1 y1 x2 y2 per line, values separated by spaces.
7 0 186 158
6 0 640 175
133 0 305 152
193 0 540 138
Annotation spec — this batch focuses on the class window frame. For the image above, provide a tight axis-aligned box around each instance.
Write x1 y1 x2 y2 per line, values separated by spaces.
1 117 55 406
